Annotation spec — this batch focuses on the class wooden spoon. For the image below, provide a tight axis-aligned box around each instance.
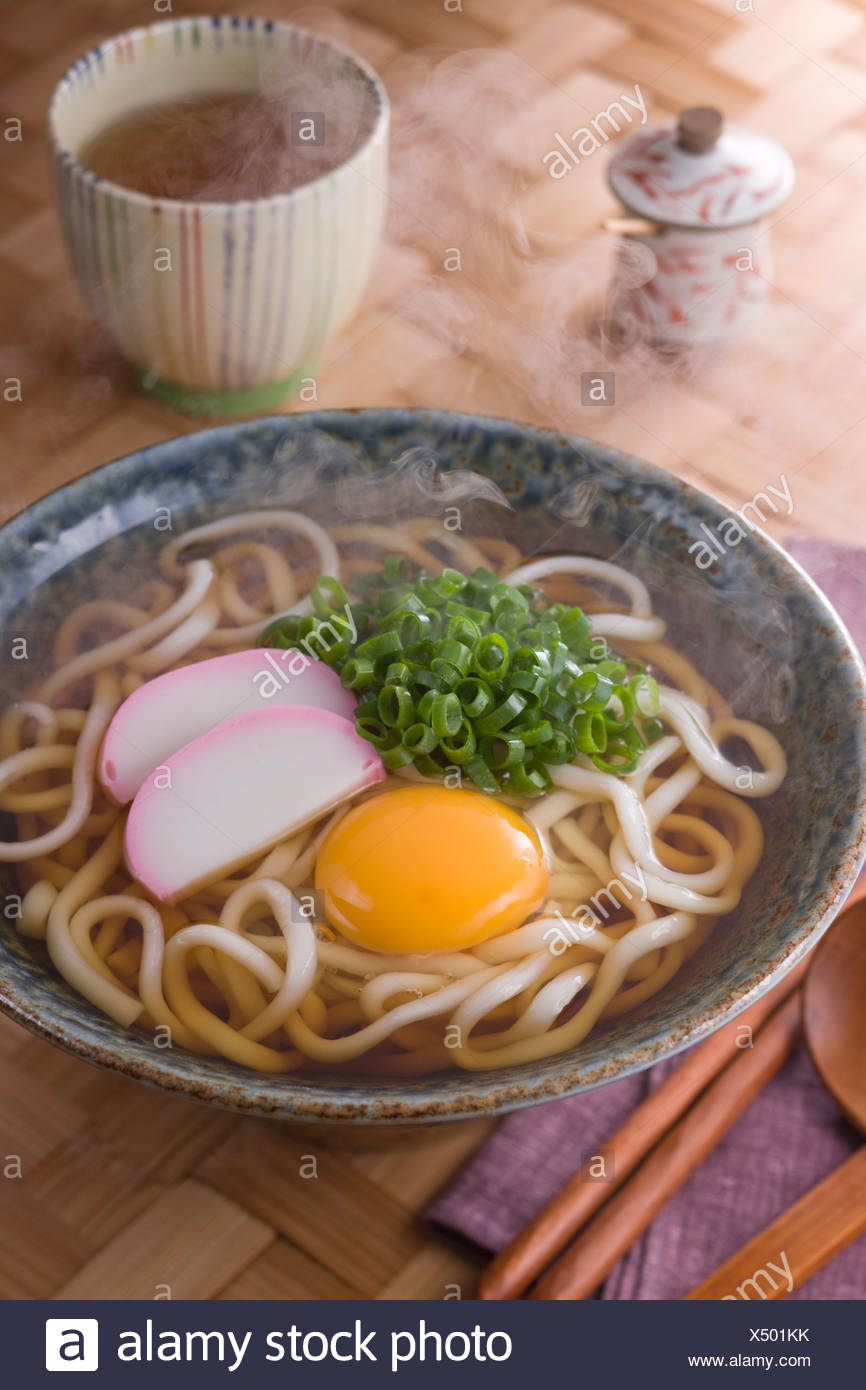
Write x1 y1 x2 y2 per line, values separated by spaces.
686 896 866 1299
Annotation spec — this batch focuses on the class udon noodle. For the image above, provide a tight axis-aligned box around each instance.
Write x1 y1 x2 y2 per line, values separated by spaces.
0 511 786 1075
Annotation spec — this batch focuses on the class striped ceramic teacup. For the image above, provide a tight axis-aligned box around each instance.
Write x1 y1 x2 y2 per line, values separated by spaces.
48 16 389 415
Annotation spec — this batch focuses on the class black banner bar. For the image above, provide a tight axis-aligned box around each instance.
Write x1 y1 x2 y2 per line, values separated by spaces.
7 1298 851 1386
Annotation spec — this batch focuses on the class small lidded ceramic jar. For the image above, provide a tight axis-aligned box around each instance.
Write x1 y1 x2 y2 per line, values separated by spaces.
606 107 794 345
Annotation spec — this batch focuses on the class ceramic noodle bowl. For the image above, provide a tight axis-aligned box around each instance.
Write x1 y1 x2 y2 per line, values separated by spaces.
606 107 794 346
0 410 864 1128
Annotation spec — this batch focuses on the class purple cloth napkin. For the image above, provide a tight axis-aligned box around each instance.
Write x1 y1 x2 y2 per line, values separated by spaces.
428 537 866 1299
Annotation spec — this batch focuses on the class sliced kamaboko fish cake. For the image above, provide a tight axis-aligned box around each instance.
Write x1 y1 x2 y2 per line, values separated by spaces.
124 704 385 903
99 648 356 803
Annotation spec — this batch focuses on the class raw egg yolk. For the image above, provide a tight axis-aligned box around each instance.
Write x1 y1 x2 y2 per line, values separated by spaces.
314 784 549 953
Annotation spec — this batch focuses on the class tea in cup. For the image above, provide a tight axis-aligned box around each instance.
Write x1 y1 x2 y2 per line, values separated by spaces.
48 17 389 413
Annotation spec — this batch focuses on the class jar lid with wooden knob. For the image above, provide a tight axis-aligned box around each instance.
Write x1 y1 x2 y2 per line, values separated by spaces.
607 106 794 231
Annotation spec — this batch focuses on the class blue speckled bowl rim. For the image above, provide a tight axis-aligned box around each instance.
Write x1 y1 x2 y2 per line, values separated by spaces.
1 407 865 1126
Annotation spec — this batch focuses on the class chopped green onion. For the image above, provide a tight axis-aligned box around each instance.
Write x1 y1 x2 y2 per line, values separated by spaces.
310 575 348 619
446 614 482 647
404 640 436 669
377 684 414 729
542 724 576 764
472 632 510 681
403 722 438 756
574 712 608 756
631 673 660 716
355 630 403 662
508 760 552 795
429 693 462 739
440 720 477 763
356 716 389 747
465 754 500 793
384 661 412 686
476 691 527 736
510 670 549 702
606 683 636 726
414 753 443 778
381 739 416 770
480 734 525 770
431 637 473 678
445 597 489 627
511 717 553 748
340 656 376 690
260 553 654 794
591 751 640 775
411 667 445 693
380 609 435 644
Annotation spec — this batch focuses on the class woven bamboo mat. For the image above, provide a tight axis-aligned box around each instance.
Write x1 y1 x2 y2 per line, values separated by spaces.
2 0 866 1300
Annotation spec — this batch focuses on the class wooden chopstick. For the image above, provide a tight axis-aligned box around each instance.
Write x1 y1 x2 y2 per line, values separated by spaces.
479 954 810 1301
530 990 803 1299
684 1146 866 1300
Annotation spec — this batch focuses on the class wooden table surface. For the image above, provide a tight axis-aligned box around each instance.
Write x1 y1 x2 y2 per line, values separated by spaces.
2 0 866 1300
